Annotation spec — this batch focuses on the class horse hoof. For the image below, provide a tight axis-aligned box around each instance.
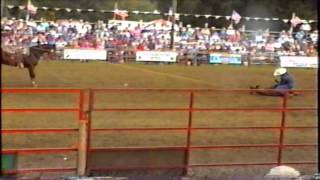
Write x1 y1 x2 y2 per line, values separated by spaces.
19 63 24 68
32 82 38 87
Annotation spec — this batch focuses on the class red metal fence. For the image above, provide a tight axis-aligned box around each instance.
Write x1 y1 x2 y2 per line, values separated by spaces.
86 89 317 175
1 88 317 176
1 88 85 175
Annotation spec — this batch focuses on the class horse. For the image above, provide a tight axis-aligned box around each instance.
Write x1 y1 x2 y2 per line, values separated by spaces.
1 44 55 87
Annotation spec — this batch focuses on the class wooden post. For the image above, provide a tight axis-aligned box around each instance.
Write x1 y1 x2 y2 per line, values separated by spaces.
184 91 194 176
1 0 5 18
170 0 177 50
77 120 88 176
26 0 31 22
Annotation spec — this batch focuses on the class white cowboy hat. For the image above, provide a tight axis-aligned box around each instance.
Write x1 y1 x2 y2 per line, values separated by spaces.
273 68 287 76
265 165 300 178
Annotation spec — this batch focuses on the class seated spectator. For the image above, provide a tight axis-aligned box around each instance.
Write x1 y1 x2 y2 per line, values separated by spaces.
55 36 67 49
146 40 155 50
136 43 145 51
265 40 275 52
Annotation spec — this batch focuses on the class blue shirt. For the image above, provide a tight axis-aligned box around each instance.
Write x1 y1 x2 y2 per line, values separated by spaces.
278 73 295 89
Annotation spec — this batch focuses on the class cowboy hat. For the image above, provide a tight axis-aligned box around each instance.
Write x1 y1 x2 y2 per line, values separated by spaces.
265 165 300 178
273 68 287 76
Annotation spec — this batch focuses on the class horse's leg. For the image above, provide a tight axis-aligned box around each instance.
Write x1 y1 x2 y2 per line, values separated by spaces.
27 65 38 87
18 62 24 68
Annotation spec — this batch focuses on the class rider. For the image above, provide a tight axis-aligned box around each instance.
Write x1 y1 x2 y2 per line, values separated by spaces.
272 67 295 90
250 67 295 96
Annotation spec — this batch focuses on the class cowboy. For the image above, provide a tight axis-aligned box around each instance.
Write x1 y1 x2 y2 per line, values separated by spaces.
250 68 296 96
272 67 295 90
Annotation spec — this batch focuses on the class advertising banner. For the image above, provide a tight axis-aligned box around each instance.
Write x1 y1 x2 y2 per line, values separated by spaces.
209 53 242 64
136 51 178 62
280 56 318 68
63 49 107 60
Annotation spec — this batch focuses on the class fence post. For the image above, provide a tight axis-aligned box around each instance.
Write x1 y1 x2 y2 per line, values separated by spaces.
277 91 288 165
77 120 88 176
78 90 85 120
184 91 194 176
85 89 94 175
77 90 88 176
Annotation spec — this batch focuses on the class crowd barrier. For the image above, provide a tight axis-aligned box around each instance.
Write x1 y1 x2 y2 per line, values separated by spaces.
55 48 317 68
1 88 317 177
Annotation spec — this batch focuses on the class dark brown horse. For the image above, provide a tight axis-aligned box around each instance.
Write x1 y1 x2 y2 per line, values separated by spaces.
1 44 55 87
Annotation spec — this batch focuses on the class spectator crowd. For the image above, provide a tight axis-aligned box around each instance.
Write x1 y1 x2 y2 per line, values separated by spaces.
1 18 318 57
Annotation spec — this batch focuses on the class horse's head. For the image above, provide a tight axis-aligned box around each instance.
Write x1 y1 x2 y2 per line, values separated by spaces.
29 44 56 59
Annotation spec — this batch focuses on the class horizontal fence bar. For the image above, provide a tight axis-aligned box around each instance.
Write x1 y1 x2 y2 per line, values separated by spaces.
1 88 316 94
89 144 317 152
2 167 77 175
90 146 185 152
189 162 317 167
91 126 317 132
89 161 316 172
92 108 316 112
1 89 81 93
2 128 78 134
90 161 317 171
2 107 315 113
190 144 317 149
2 148 78 154
91 88 317 93
1 108 80 112
90 165 184 171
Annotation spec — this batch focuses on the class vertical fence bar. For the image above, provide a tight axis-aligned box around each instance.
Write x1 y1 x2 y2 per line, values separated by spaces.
77 120 88 176
77 89 88 176
78 90 85 120
277 91 288 165
84 89 94 175
183 91 194 175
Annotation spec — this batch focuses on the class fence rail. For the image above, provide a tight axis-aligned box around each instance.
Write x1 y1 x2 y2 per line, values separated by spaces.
1 88 84 175
1 88 317 176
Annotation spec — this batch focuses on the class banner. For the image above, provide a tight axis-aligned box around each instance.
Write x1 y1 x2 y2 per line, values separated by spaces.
5 4 319 23
63 49 107 60
209 53 242 64
280 56 318 68
136 51 178 62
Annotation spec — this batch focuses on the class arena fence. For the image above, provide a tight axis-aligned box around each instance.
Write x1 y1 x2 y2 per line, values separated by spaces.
1 88 317 177
1 89 85 176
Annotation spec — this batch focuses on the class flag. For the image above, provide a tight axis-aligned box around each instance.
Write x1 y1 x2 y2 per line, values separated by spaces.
114 9 128 20
231 10 241 24
26 0 37 15
290 13 303 27
113 2 128 20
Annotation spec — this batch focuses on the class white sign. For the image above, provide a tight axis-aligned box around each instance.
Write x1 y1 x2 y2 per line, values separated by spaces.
108 20 144 30
280 56 318 68
63 49 107 60
136 51 178 62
